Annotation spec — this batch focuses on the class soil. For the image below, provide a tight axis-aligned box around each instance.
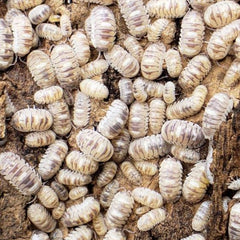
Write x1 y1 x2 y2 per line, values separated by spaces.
0 1 240 240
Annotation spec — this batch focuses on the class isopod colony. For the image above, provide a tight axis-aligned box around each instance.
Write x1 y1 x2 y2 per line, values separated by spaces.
0 0 240 239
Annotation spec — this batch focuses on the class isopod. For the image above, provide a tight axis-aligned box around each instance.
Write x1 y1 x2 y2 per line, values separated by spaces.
229 202 240 240
134 161 158 176
61 197 100 227
97 161 117 187
165 49 182 78
118 78 134 105
28 4 52 25
60 14 72 37
135 206 151 215
35 23 62 41
161 21 177 44
181 234 205 240
0 152 42 195
223 58 240 87
52 201 65 220
38 140 68 180
31 230 50 240
50 229 64 240
34 86 63 104
234 35 240 58
4 8 23 26
163 81 176 105
69 186 88 200
65 225 92 240
7 0 44 10
92 213 108 236
189 0 215 11
146 81 164 98
132 77 148 103
103 229 126 240
50 181 68 201
37 185 59 209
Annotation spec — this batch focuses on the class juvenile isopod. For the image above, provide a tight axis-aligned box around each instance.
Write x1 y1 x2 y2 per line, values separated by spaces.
103 229 126 240
76 129 114 162
165 49 182 78
52 201 65 220
36 23 62 41
202 92 233 139
92 213 108 236
104 45 139 78
69 186 88 200
7 0 44 10
38 140 68 180
181 234 205 240
163 81 176 105
146 81 164 98
34 86 63 104
161 120 205 149
97 161 117 187
105 191 134 229
0 152 42 195
141 42 165 80
65 225 92 240
134 161 158 176
223 58 240 87
28 4 52 25
37 185 59 209
50 181 68 201
61 197 100 227
25 130 56 148
137 208 166 231
60 14 72 38
118 78 134 105
132 77 148 103
27 203 56 233
31 231 49 240
79 79 109 100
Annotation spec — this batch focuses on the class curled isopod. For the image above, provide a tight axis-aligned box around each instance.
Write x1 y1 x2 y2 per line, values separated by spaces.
192 200 212 232
181 234 205 240
34 86 63 104
27 203 56 232
0 19 14 71
80 79 109 100
128 101 149 139
170 145 200 164
61 197 100 227
51 181 68 201
11 108 53 132
118 78 134 105
52 201 65 220
224 58 240 87
120 161 142 186
229 203 240 240
104 45 139 78
7 0 44 10
161 120 205 149
28 4 52 25
165 49 182 78
65 225 92 240
36 23 62 41
182 161 209 203
76 129 114 162
27 50 57 89
132 77 148 103
37 185 59 209
179 10 205 57
146 81 164 98
178 54 211 92
135 206 151 215
48 99 72 136
146 0 188 18
128 134 170 161
31 230 50 240
92 213 108 236
69 186 88 200
159 157 183 202
137 208 166 231
105 191 134 229
0 152 42 195
163 81 175 105
97 99 129 139
204 1 240 28
141 42 165 80
117 0 149 37
38 140 68 180
65 151 99 175
60 14 72 37
149 98 166 134
134 161 158 176
97 161 117 187
25 130 56 148
103 229 126 240
202 92 233 139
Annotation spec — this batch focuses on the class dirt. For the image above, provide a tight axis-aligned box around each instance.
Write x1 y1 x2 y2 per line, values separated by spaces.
0 1 240 240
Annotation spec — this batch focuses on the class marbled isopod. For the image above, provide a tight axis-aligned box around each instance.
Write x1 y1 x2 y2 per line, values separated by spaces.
146 0 188 18
120 161 142 186
137 208 166 231
11 108 53 132
179 10 205 57
48 99 72 136
204 1 240 28
103 229 126 240
134 161 158 176
104 45 139 78
0 19 14 71
28 4 52 25
65 151 99 175
52 201 65 220
202 92 233 139
132 77 148 103
61 197 100 227
50 181 68 201
69 186 88 200
165 49 182 78
189 0 215 11
7 0 44 10
178 54 211 92
92 213 108 236
182 161 209 203
31 230 50 240
25 130 56 148
163 81 176 105
170 145 200 164
105 191 134 229
141 42 165 80
159 157 183 202
135 206 151 215
149 98 166 134
0 152 42 195
97 161 117 187
161 120 205 149
97 99 129 139
34 86 63 105
118 78 134 105
60 14 72 38
146 81 164 98
132 187 163 208
36 23 62 41
50 44 80 89
38 140 68 180
223 58 240 87
229 202 240 240
100 179 119 208
181 234 205 240
57 169 92 186
129 134 170 161
65 225 92 240
27 50 57 89
27 203 56 233
128 101 149 139
117 0 149 37
37 185 59 209
76 129 114 162
192 200 212 232
69 30 90 66
80 78 109 100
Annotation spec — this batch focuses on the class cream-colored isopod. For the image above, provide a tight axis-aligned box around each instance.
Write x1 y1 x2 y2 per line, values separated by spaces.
165 49 182 78
223 58 240 87
34 86 63 104
37 185 59 209
64 225 92 240
118 78 134 105
35 23 62 41
28 4 52 25
7 0 44 10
